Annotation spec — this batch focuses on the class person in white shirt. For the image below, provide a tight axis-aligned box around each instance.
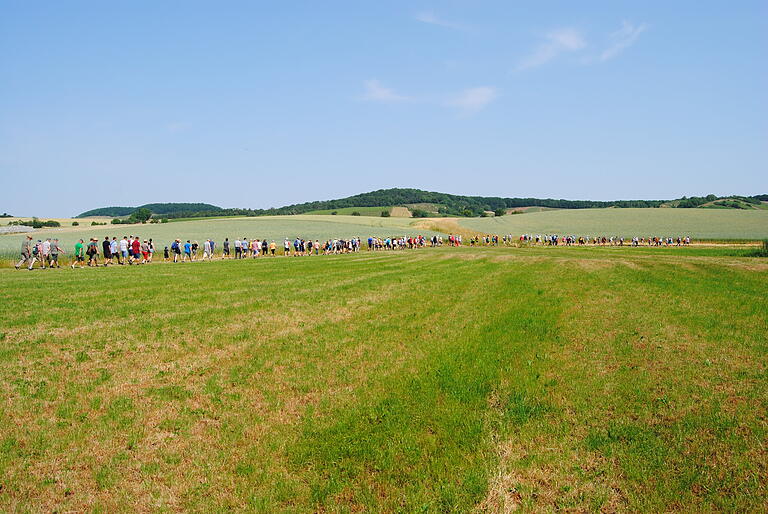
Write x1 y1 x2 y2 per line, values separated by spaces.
203 239 212 260
110 237 119 264
119 237 129 264
42 239 51 268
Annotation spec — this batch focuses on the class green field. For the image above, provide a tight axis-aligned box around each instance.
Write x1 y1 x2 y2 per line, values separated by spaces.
0 246 765 511
0 215 439 259
460 208 768 240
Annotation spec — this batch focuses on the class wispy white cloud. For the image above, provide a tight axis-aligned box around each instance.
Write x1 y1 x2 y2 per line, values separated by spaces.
361 79 410 102
517 29 586 70
517 28 586 70
414 11 464 31
599 21 647 61
448 86 498 115
359 81 498 115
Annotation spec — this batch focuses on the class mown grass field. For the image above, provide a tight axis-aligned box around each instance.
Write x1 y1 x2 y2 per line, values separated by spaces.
0 246 765 511
460 207 768 240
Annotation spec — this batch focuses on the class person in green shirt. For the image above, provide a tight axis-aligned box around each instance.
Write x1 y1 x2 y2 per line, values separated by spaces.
71 239 85 269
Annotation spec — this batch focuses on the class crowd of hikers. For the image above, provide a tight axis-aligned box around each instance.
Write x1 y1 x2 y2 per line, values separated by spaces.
11 231 693 270
12 233 454 270
472 234 692 247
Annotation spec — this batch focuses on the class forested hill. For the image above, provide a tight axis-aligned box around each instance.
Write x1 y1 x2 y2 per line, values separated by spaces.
246 189 766 216
276 188 664 215
78 203 222 218
77 189 767 219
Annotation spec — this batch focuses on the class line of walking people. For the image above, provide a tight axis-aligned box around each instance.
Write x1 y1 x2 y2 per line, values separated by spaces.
16 235 158 270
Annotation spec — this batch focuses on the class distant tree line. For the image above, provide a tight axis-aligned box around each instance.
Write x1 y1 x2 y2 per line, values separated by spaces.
77 203 222 218
76 189 768 220
673 194 764 208
7 218 61 228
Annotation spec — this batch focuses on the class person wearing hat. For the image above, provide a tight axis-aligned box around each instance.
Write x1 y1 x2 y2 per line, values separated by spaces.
140 239 150 263
15 235 36 270
86 238 99 267
203 239 212 261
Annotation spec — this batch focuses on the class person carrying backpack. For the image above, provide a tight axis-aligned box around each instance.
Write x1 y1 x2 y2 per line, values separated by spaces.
86 238 99 266
171 239 181 262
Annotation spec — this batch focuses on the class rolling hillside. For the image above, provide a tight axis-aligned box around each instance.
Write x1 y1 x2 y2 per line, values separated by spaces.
75 189 768 220
77 203 223 218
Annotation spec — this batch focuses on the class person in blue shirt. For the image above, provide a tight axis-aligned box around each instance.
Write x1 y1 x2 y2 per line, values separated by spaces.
183 240 192 262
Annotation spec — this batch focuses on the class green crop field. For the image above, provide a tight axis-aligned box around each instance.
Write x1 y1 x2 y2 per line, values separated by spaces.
0 215 439 259
0 246 765 511
460 208 768 240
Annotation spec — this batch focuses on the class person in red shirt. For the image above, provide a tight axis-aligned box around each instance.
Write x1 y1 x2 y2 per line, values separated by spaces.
130 237 141 264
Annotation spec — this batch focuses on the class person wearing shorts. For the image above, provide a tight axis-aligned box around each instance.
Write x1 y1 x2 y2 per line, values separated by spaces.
130 237 141 264
102 236 112 266
110 237 119 264
140 240 150 263
50 238 63 268
86 239 99 266
120 236 129 264
72 239 85 268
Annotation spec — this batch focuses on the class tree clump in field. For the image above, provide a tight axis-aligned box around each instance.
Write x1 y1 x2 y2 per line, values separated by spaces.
111 208 153 225
7 218 60 228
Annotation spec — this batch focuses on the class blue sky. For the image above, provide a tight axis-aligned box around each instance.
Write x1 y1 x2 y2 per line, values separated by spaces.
1 1 766 217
